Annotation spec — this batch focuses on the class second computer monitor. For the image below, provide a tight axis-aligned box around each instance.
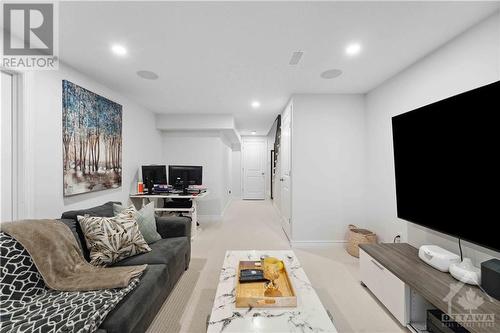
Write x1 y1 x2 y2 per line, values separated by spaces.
168 165 203 188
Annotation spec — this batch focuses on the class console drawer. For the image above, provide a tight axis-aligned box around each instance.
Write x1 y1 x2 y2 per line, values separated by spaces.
360 248 409 325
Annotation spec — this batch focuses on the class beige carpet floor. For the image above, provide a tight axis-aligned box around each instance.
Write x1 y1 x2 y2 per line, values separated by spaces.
146 199 407 333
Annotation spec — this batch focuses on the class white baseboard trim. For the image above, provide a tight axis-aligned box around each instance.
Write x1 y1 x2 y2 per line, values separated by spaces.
290 240 347 248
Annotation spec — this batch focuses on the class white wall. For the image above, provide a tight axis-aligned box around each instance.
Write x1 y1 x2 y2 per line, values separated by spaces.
1 72 14 221
155 113 242 150
291 94 366 243
156 114 234 130
26 63 162 219
231 151 242 199
365 12 500 263
161 131 232 219
220 135 232 214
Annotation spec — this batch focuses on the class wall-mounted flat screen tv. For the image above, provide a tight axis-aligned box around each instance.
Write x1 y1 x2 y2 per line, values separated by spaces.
392 81 499 252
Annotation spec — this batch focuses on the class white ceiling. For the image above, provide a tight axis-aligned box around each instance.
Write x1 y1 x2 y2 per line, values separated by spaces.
59 1 499 135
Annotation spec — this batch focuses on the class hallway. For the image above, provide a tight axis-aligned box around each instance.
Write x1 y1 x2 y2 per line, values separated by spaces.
147 200 406 333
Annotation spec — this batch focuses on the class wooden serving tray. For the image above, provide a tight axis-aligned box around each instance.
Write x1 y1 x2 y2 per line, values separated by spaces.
235 260 297 308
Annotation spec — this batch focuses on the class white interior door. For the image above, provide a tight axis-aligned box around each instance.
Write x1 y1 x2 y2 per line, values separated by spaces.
243 138 266 200
280 104 292 233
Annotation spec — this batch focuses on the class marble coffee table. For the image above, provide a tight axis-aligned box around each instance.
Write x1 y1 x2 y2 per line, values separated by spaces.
207 250 337 333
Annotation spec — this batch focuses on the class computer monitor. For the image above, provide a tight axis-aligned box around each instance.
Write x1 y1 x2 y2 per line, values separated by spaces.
142 165 167 185
168 165 203 189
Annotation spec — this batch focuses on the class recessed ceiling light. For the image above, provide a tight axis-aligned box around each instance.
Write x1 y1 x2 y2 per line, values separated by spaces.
137 70 159 80
251 131 257 135
111 44 127 56
320 69 343 79
251 101 261 109
345 42 362 56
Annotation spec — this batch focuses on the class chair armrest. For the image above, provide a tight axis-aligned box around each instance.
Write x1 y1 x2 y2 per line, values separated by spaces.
155 215 191 239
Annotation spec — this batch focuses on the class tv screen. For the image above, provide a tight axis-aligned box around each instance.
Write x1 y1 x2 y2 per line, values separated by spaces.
392 81 499 252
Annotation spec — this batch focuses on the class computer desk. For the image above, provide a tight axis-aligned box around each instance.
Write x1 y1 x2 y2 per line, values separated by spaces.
129 191 208 240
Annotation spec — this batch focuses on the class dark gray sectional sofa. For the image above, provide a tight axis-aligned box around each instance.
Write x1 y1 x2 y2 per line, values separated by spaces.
60 201 191 333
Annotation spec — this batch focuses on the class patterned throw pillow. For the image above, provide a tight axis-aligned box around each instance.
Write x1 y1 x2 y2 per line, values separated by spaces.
77 209 151 266
113 203 162 244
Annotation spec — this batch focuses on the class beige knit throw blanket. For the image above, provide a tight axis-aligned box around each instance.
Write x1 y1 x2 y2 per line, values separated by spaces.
1 219 146 291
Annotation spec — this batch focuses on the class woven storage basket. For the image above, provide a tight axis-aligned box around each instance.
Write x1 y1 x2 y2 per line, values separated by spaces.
346 224 377 258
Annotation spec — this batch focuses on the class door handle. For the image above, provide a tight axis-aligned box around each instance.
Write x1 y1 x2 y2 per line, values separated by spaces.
262 172 265 175
280 178 284 181
371 259 384 270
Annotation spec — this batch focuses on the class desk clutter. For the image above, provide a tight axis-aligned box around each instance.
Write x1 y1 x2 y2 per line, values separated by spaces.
130 165 210 241
136 164 207 195
136 183 208 196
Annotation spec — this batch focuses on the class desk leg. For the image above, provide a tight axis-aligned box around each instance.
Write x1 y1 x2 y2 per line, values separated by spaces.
191 200 199 240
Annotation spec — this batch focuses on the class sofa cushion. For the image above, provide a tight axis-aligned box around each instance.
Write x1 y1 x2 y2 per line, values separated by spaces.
155 215 191 239
112 237 189 288
112 237 187 266
61 201 118 220
59 218 89 260
154 216 192 270
99 264 170 333
59 202 121 261
77 210 151 266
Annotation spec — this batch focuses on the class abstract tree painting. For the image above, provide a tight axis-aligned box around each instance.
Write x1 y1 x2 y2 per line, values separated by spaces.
62 80 122 196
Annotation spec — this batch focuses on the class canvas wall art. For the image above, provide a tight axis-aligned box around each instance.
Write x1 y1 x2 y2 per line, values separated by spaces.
62 80 122 196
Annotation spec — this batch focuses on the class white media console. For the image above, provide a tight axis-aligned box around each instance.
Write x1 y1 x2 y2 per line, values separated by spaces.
359 243 500 333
